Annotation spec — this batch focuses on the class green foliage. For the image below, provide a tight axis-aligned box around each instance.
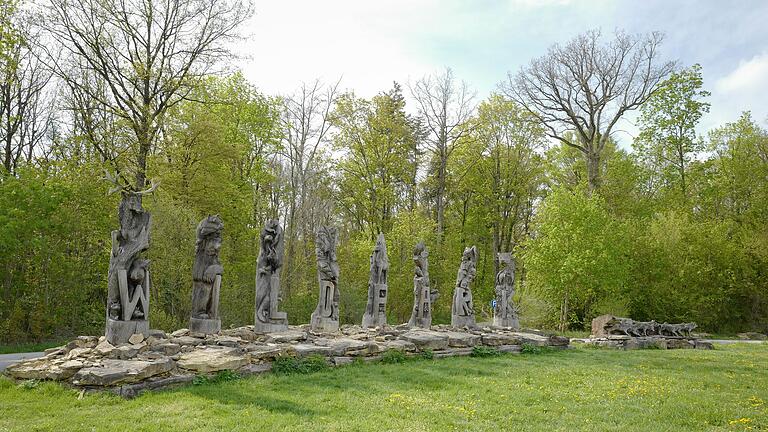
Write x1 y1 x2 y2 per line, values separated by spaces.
635 64 710 200
419 349 434 360
380 349 407 364
470 346 500 357
272 355 330 375
522 188 630 330
520 343 555 355
17 379 39 390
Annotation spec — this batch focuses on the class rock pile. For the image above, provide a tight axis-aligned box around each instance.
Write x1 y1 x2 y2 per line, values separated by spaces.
5 325 569 397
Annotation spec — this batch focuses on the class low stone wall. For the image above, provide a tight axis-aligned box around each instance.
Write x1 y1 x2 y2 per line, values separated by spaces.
4 324 569 398
575 335 713 350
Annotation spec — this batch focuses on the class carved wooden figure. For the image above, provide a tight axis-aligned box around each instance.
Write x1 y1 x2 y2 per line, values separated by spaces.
493 252 520 329
310 226 340 332
254 220 289 333
105 193 152 345
189 215 224 334
451 246 478 328
362 234 389 328
408 242 437 328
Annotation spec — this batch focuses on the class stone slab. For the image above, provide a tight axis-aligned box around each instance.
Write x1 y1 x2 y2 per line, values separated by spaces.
176 347 248 373
73 358 174 386
399 330 449 350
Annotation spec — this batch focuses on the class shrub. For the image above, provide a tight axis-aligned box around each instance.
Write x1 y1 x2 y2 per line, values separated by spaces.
381 349 407 364
272 355 329 375
471 346 500 357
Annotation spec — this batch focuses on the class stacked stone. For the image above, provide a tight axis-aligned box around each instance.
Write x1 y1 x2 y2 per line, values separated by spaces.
5 325 570 397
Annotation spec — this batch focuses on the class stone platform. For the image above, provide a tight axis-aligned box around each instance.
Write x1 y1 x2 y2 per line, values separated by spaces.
3 324 569 398
574 335 714 350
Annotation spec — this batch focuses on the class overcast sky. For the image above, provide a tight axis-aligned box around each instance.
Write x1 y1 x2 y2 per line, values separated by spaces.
239 0 768 139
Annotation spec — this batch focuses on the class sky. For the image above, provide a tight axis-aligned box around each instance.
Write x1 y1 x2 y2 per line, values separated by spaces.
238 0 768 140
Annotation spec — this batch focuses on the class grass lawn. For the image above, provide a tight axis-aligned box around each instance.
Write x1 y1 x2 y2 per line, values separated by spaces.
1 344 766 432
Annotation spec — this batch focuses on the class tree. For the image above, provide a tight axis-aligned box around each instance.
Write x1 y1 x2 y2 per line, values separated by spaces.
503 30 674 193
0 0 55 176
410 67 475 240
522 188 630 331
331 83 419 238
45 0 253 190
635 64 710 199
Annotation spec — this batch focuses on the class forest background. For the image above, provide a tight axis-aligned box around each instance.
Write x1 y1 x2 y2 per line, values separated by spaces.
1 0 766 343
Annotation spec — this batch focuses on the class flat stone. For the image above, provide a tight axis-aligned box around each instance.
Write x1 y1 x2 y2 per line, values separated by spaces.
215 336 242 348
695 340 714 350
94 341 115 356
327 338 381 356
170 328 189 337
150 343 181 356
481 333 521 346
128 334 145 345
333 356 355 366
382 339 417 352
245 344 285 360
176 347 248 373
265 330 307 343
73 358 174 386
66 336 99 350
170 336 205 346
148 329 167 339
110 345 139 360
6 360 76 381
399 330 449 350
221 326 262 342
443 331 481 347
666 339 694 349
293 344 334 357
510 332 555 346
65 347 93 360
44 347 64 356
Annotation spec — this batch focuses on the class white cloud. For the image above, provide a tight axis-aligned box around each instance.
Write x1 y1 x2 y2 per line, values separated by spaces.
703 52 768 131
715 52 768 94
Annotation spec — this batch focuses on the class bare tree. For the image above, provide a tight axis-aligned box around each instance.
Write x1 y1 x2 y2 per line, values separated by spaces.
0 7 55 176
502 30 675 192
278 79 339 295
43 0 253 190
409 67 475 240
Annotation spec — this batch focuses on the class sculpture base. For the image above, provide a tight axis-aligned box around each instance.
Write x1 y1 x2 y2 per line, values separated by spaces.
253 320 288 333
362 313 387 329
106 318 149 345
493 316 520 330
407 317 431 329
189 317 221 334
310 315 339 333
451 315 477 329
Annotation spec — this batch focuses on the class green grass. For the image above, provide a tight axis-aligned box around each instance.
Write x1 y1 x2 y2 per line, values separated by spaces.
0 341 64 355
1 344 767 431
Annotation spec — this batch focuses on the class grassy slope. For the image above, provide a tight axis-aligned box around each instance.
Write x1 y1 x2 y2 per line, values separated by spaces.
0 345 766 432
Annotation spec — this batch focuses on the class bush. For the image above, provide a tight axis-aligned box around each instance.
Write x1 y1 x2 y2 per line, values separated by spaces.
520 343 555 355
272 355 330 375
381 349 407 364
471 346 500 357
419 349 434 360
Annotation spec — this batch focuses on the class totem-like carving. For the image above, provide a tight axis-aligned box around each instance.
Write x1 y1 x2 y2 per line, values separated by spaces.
310 226 340 332
408 242 438 328
362 234 389 328
591 314 698 338
493 252 520 329
105 192 152 345
254 220 289 333
451 246 478 328
189 215 224 334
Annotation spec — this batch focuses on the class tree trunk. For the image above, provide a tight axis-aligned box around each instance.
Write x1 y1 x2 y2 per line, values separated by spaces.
585 150 601 194
559 292 569 332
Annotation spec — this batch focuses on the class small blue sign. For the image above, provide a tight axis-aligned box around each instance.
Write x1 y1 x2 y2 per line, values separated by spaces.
491 299 497 308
